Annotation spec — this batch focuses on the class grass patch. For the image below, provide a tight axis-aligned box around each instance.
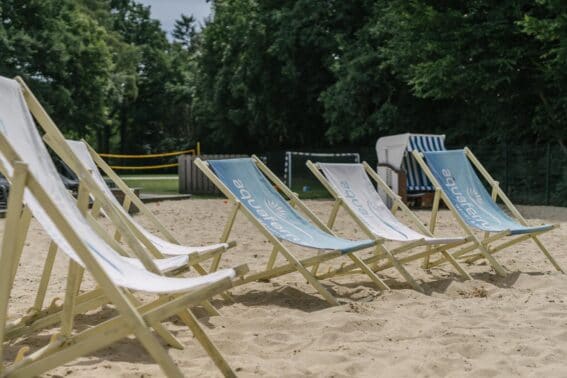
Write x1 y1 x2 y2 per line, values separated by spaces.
116 174 333 198
289 177 332 199
119 175 179 194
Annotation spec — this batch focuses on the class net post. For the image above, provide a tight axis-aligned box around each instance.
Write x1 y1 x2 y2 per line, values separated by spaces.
545 143 551 205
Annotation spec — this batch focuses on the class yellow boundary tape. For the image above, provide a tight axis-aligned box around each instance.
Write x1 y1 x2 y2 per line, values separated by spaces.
100 149 195 159
100 142 200 170
110 163 179 170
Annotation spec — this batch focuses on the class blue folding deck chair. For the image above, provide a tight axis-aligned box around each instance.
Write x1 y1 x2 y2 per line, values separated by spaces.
412 148 563 275
195 156 391 306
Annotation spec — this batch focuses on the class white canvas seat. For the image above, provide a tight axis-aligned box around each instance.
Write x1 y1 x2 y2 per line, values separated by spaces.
0 77 235 294
65 139 230 257
307 161 474 291
0 76 247 377
18 75 236 319
318 163 463 245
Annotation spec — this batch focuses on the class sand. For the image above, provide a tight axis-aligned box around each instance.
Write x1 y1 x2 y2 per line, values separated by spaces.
3 199 567 377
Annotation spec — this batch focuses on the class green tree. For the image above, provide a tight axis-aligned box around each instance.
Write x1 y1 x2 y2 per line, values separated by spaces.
0 0 111 140
520 0 567 152
172 14 197 50
192 0 371 151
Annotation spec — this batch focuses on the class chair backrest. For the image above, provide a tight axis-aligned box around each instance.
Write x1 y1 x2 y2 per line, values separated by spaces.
66 140 178 251
67 140 111 192
422 149 549 234
0 76 223 293
318 163 427 241
403 135 446 192
208 158 373 252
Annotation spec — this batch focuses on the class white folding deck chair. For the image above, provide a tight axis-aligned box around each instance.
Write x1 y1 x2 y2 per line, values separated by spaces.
15 73 235 274
412 148 563 275
306 161 473 292
0 76 247 377
44 137 235 282
11 77 231 330
195 156 392 306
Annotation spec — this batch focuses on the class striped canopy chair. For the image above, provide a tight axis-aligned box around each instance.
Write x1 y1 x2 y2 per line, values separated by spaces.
376 133 446 206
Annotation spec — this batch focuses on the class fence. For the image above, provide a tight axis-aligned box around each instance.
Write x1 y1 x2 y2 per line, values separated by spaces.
461 143 567 207
171 144 566 205
178 154 249 194
264 144 567 206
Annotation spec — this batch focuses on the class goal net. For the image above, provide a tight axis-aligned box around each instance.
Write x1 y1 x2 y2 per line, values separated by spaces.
284 151 360 195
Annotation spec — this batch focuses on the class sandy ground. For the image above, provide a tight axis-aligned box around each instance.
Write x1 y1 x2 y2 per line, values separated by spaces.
3 199 567 377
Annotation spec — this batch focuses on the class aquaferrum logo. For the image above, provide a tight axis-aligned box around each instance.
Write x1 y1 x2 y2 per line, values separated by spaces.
339 180 370 217
232 178 311 243
441 168 500 229
339 179 408 239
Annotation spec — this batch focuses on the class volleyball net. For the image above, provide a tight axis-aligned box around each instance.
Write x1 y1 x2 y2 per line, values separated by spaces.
99 142 201 171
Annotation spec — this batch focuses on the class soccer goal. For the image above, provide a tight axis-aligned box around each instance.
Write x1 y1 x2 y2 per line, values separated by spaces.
284 151 360 192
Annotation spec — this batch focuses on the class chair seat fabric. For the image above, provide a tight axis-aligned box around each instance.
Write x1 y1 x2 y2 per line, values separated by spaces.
423 150 552 235
208 158 374 253
319 163 464 244
0 76 236 294
66 140 230 256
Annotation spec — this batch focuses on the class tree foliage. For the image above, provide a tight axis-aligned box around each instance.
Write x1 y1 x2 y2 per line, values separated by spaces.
0 0 566 155
0 0 196 153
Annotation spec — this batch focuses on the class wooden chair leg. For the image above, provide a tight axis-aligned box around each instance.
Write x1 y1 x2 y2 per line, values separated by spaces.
531 235 564 273
279 249 339 306
378 245 425 293
348 254 390 291
439 250 472 280
177 309 236 378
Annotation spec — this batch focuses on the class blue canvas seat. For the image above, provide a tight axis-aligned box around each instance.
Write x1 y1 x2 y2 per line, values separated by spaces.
422 150 552 235
208 158 375 253
412 147 562 275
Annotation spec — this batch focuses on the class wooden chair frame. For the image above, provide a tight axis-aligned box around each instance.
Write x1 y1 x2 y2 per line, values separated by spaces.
412 148 563 275
5 77 230 343
42 135 235 300
0 130 248 377
305 161 473 291
195 155 392 306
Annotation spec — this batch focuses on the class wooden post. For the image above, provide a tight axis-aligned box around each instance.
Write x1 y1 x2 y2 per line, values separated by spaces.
0 163 29 374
